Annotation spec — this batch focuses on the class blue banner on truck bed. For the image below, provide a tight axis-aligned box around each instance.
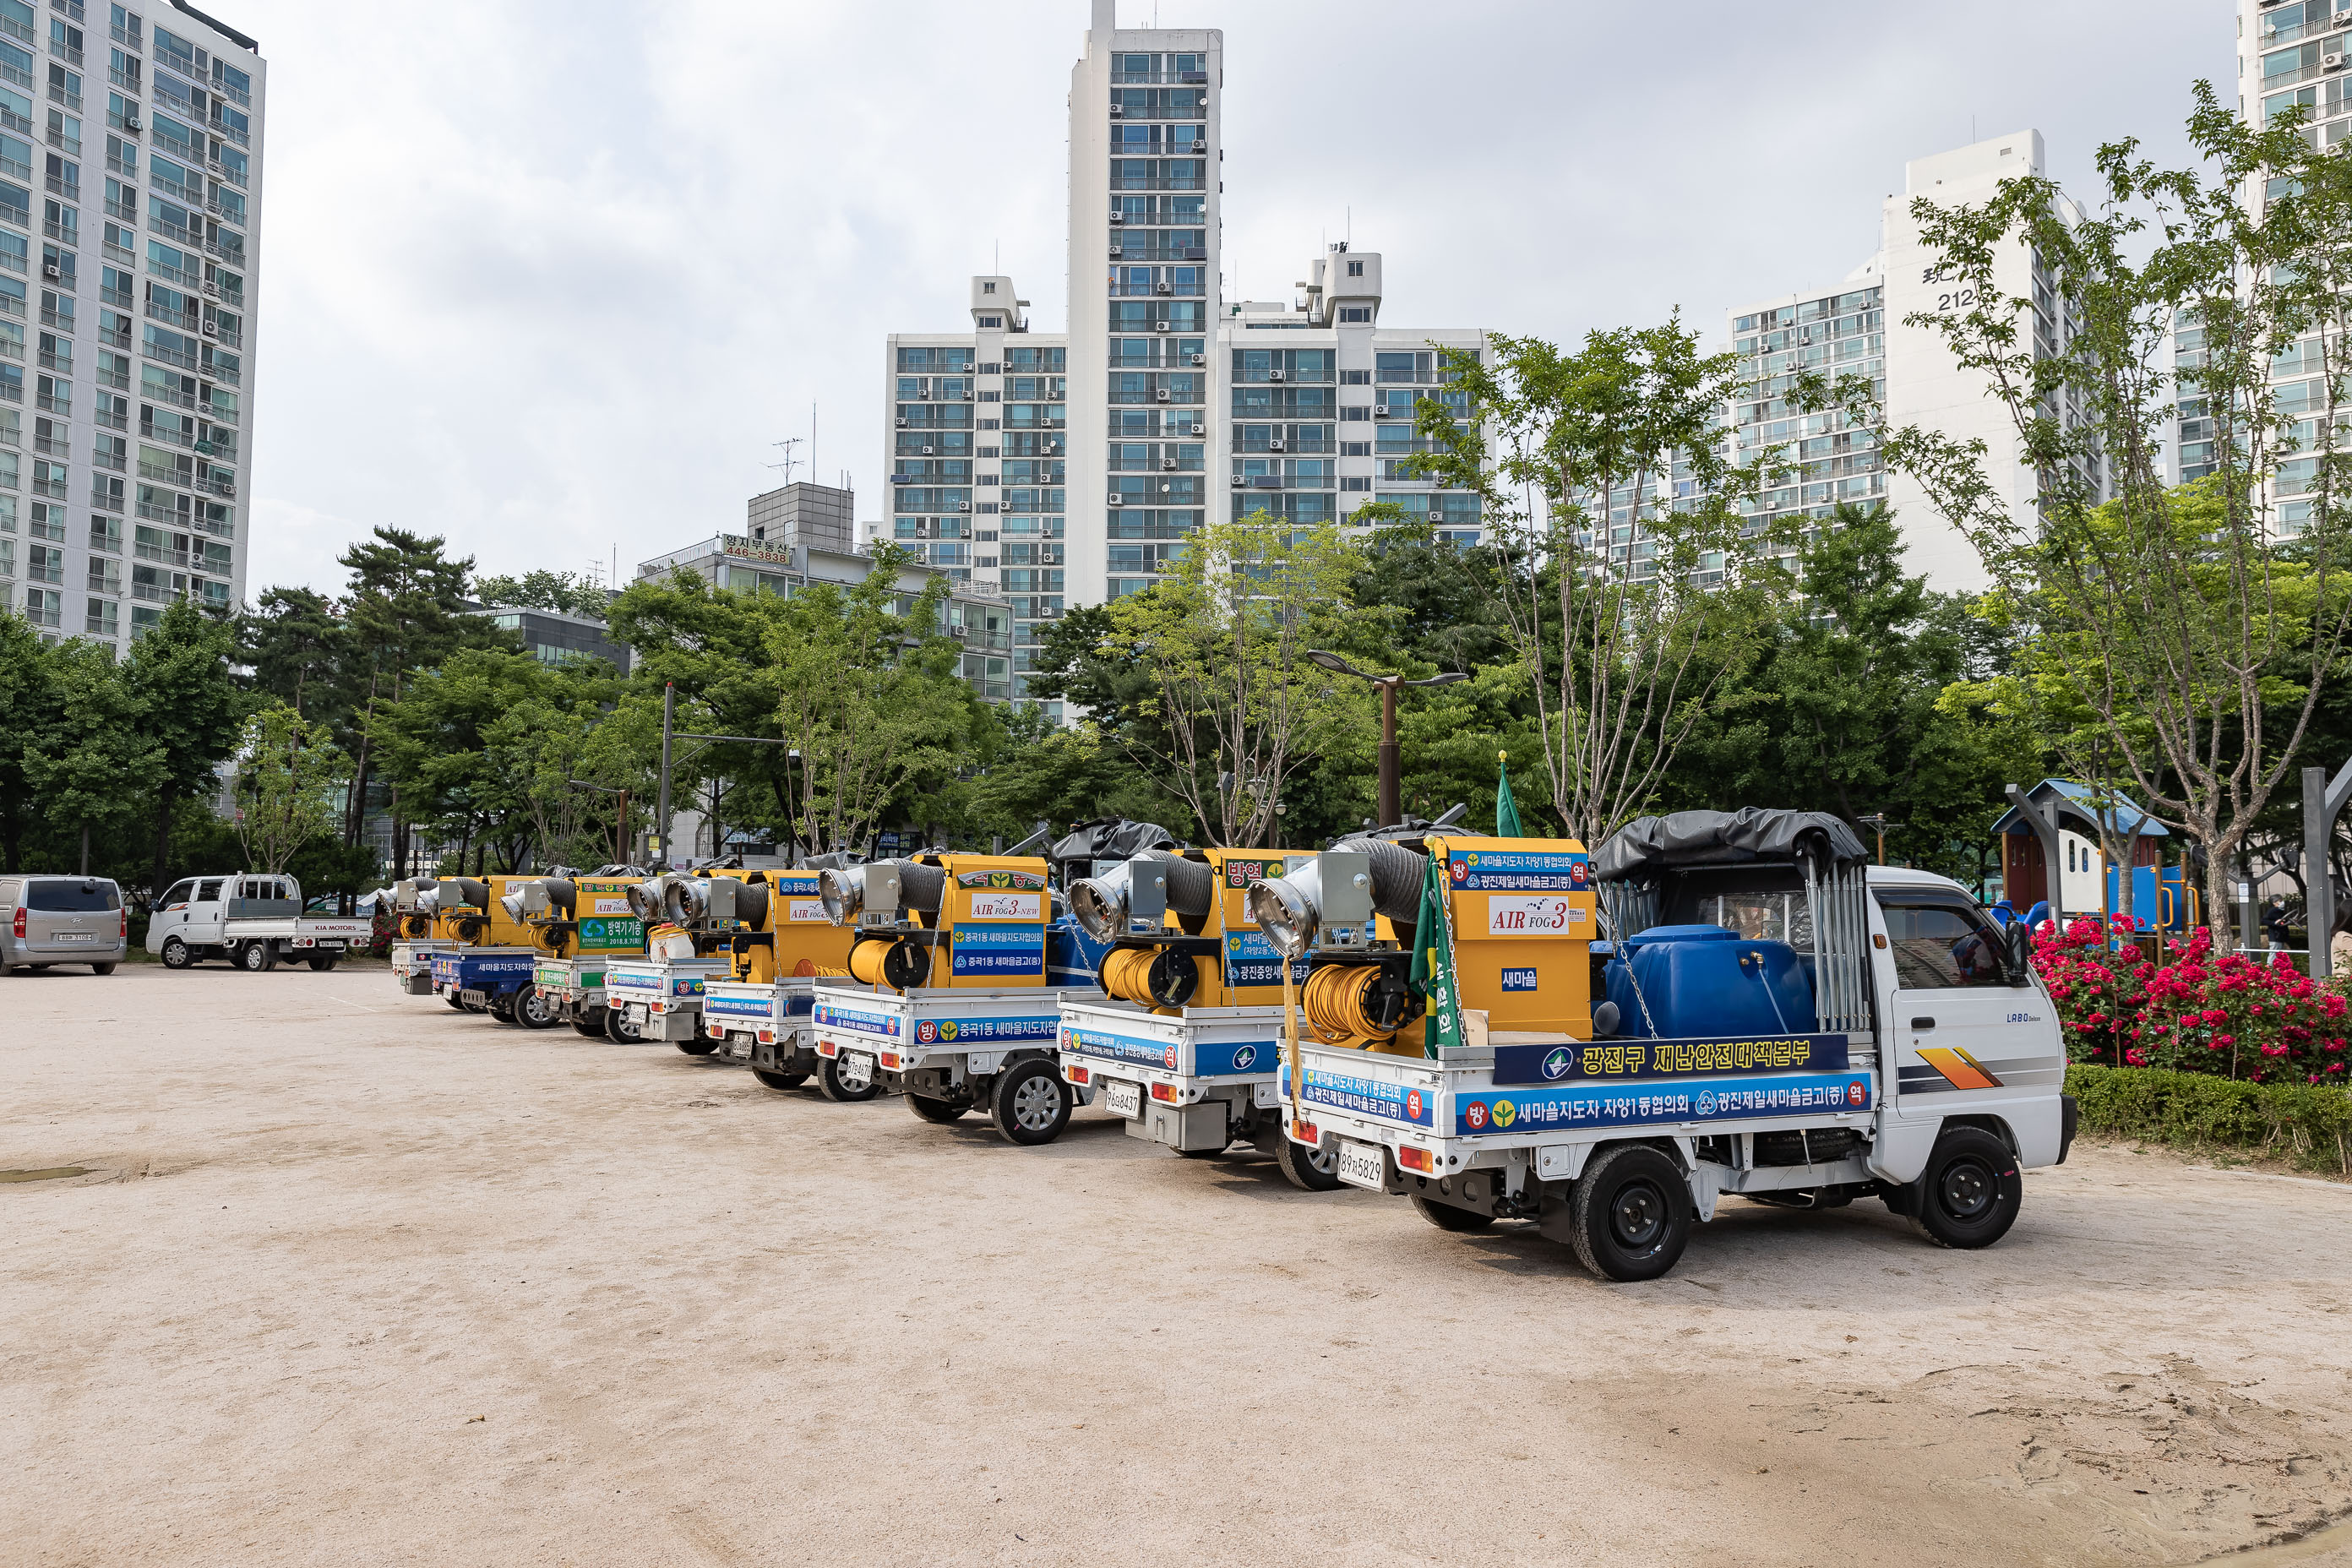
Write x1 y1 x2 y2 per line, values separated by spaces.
1455 1071 1872 1135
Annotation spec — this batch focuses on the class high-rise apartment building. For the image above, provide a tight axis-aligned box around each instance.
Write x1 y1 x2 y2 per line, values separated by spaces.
2 1 261 649
1724 133 2087 592
884 2 1489 710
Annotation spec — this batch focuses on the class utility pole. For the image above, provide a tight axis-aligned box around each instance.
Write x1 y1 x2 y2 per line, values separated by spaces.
656 683 674 869
1859 813 1890 867
614 787 629 867
1304 651 1467 829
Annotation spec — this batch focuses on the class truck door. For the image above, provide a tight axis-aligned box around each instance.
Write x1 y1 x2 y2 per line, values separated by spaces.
191 879 226 942
152 879 196 950
1874 889 2056 1121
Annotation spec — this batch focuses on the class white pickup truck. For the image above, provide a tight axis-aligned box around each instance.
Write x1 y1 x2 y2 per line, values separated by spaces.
149 873 373 972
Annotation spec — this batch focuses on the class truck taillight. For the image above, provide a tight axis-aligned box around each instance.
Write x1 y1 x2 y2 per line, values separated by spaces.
1150 1082 1177 1103
1396 1146 1434 1173
1064 1063 1090 1085
1289 1118 1318 1146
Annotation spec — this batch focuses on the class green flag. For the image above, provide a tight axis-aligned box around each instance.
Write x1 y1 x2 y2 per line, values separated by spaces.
1495 751 1525 838
1409 847 1467 1059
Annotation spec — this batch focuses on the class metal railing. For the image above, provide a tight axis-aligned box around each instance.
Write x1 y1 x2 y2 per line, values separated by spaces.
0 62 28 90
52 0 85 22
47 84 79 111
44 128 78 156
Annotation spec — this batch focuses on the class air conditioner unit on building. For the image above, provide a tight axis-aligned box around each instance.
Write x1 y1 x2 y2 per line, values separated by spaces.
1154 282 1170 295
1108 246 1123 259
962 390 975 400
126 114 140 130
1161 458 1177 471
917 388 930 400
1269 438 1285 452
200 321 216 336
1188 423 1205 436
958 500 972 512
1190 352 1205 367
41 264 57 278
2338 11 2352 27
895 416 908 427
1268 368 1285 382
1155 321 1170 332
1108 211 1124 224
1373 406 1391 417
1108 105 1124 117
2328 52 2347 69
1108 493 1123 506
1230 474 1245 486
922 444 936 455
1156 389 1170 401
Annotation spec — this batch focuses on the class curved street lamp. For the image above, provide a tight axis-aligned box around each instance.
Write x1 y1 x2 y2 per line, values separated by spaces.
1305 651 1468 828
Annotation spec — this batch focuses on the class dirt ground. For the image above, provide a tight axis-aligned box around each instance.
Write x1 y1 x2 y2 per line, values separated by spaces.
8 966 2352 1567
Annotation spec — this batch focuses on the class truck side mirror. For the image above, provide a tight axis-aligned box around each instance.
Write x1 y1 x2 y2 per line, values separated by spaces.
2004 921 2033 987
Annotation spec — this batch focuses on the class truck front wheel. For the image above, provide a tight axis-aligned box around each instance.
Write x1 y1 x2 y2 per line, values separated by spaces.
1906 1127 2022 1250
161 938 193 970
1568 1145 1691 1282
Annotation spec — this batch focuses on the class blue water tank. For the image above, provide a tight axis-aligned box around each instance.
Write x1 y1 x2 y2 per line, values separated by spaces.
1605 925 1818 1039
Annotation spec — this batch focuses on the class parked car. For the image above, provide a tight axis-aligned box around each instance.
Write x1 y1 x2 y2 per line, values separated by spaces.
148 873 373 972
0 875 128 974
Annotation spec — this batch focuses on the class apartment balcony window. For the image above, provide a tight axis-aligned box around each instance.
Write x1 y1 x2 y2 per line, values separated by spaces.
0 6 27 47
52 5 84 29
46 83 79 112
24 537 58 580
145 159 190 204
43 110 75 155
0 53 26 94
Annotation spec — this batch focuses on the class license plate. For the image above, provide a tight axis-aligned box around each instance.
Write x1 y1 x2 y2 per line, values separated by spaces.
1336 1139 1387 1192
54 932 95 943
838 1050 874 1089
1104 1079 1142 1119
629 1004 649 1024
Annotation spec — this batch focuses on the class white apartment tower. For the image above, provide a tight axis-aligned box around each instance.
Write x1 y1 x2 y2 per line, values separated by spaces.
3 0 261 649
1725 132 2086 592
886 2 1489 710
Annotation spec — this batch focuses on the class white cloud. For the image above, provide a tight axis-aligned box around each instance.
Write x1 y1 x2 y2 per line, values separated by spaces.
232 0 2230 597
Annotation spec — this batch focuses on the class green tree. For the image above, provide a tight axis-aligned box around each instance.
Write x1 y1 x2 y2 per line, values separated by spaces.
475 569 612 621
1857 88 2352 944
1416 323 1794 847
1100 510 1370 847
369 648 564 874
231 702 351 874
122 598 241 897
238 585 348 721
24 638 160 874
0 611 58 871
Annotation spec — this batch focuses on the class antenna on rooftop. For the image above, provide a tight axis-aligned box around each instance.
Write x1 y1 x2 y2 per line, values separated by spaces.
767 437 804 486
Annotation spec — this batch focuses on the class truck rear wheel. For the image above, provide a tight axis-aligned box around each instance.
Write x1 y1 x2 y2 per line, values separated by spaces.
1907 1127 2022 1250
307 952 339 972
238 940 274 973
989 1059 1070 1145
514 988 562 1029
906 1092 966 1124
573 1012 606 1038
816 1052 881 1102
1413 1193 1495 1232
1568 1145 1691 1282
604 1005 642 1043
752 1068 808 1092
444 991 468 1010
1274 1135 1343 1192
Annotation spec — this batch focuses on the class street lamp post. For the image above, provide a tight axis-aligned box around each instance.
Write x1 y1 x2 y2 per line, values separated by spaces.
1305 651 1468 829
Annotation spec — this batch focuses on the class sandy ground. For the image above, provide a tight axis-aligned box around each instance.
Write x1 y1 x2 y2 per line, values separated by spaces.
8 966 2352 1567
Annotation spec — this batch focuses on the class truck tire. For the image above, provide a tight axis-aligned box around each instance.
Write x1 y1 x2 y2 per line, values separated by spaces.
514 988 562 1029
988 1059 1070 1145
237 940 270 973
1274 1134 1343 1192
573 1013 607 1038
1413 1193 1494 1232
490 995 517 1023
675 1036 717 1055
816 1051 881 1102
1568 1145 1691 1282
307 952 339 972
604 1005 642 1043
160 938 193 969
444 990 467 1010
1906 1127 2023 1250
906 1092 966 1124
752 1068 808 1092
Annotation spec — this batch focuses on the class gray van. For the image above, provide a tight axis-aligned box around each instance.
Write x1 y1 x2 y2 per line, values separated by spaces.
0 875 128 974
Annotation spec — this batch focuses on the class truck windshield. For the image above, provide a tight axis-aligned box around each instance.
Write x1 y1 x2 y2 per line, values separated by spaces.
27 880 119 911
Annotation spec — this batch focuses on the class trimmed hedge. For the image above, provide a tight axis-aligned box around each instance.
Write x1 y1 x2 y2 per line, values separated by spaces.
2066 1064 2352 1174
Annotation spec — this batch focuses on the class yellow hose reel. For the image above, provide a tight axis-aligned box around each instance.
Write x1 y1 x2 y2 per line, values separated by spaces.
1302 962 1420 1048
848 935 932 991
1100 945 1205 1010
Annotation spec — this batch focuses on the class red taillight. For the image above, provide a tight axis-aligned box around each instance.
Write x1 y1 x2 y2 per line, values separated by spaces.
11 907 22 939
1396 1146 1434 1174
1150 1082 1176 1102
1289 1119 1318 1146
1065 1063 1090 1084
119 909 128 938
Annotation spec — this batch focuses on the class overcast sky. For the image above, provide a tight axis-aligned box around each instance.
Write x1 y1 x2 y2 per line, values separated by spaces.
232 0 2236 600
